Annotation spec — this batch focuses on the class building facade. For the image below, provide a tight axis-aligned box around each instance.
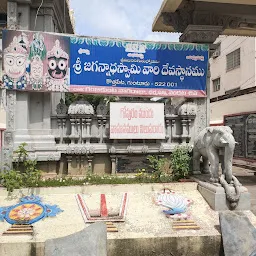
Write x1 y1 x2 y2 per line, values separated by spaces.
210 35 256 164
210 36 256 125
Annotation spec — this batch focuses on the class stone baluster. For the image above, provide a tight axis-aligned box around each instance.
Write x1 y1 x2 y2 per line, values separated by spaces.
76 156 80 174
171 119 176 142
165 119 171 143
85 118 92 144
102 118 107 141
80 156 87 175
67 156 73 175
87 155 94 173
62 118 67 142
76 118 82 144
181 118 188 144
187 118 192 142
110 155 117 175
70 118 76 144
57 119 62 143
98 118 103 143
81 118 86 143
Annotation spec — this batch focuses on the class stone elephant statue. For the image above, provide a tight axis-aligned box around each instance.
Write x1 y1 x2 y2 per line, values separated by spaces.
193 126 236 184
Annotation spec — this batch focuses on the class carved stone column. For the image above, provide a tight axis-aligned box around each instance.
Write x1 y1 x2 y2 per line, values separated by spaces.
80 155 87 175
69 118 77 144
171 119 176 141
110 155 117 175
102 118 107 141
187 118 192 140
87 155 94 173
97 118 103 143
181 119 188 144
165 119 171 143
57 119 62 143
67 155 73 176
76 118 82 144
81 118 86 143
85 118 92 144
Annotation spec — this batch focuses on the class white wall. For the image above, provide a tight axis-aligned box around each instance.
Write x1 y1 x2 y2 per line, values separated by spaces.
210 92 256 122
210 36 256 99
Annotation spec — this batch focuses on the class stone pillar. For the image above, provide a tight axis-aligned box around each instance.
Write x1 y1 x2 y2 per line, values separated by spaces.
165 119 171 143
67 156 73 176
67 155 79 176
171 119 176 140
98 119 103 143
110 155 117 175
87 155 94 173
62 119 66 142
102 119 107 142
81 118 86 144
181 119 188 144
80 156 87 175
57 118 66 144
69 118 76 144
85 118 92 144
76 118 82 144
2 2 19 168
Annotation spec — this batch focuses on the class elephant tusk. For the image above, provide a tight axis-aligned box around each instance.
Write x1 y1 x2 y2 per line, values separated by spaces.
235 141 239 145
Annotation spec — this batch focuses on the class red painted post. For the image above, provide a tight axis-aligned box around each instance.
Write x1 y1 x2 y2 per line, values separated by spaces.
100 194 108 217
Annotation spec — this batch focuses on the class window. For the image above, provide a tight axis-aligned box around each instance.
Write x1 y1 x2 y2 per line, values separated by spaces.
212 78 220 92
226 48 240 71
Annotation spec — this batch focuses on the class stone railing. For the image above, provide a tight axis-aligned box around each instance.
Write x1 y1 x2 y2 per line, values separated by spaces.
51 100 197 153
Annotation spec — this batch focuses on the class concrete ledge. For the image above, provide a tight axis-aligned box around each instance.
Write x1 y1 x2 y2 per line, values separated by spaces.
0 235 222 256
108 236 223 256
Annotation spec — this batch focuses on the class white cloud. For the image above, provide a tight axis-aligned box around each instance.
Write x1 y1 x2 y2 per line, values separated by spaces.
70 0 180 42
144 33 180 42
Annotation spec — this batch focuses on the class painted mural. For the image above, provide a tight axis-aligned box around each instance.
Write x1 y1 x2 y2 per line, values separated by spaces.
2 30 70 92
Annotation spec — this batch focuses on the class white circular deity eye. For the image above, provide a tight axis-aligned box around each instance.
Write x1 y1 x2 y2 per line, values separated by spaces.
6 56 14 66
58 59 66 70
16 57 26 66
49 59 57 70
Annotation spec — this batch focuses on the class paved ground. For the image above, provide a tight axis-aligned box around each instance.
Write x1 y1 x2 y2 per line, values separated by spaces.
233 166 256 215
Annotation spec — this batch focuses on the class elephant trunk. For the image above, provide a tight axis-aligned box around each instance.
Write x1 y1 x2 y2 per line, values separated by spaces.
223 140 235 184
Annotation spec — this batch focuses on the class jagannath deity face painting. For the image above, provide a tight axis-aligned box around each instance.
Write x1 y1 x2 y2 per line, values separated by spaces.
47 40 69 80
4 34 29 80
30 55 44 80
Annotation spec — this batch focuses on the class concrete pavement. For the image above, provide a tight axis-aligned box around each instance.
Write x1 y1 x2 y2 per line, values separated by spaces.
233 166 256 215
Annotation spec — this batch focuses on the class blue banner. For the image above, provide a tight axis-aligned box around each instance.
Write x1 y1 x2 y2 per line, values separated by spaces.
1 30 208 97
70 37 209 97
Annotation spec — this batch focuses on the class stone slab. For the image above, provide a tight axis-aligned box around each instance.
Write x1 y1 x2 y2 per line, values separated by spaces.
197 181 251 211
45 222 107 256
219 211 256 256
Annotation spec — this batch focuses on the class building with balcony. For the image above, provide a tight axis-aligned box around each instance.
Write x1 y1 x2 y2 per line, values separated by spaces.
210 36 256 164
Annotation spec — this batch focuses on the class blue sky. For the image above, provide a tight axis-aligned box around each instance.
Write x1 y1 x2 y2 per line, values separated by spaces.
69 0 180 42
